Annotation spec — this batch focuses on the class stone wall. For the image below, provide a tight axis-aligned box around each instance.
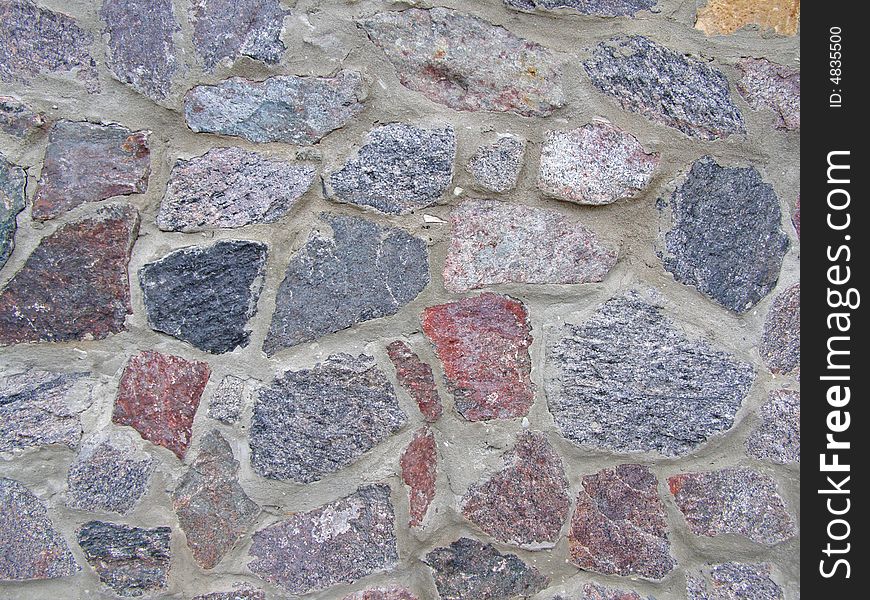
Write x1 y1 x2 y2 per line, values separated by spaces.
0 1 800 599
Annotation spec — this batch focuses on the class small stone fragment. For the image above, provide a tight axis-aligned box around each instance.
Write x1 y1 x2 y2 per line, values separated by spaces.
745 390 800 464
422 293 534 421
325 123 455 214
0 478 80 580
66 430 154 515
33 120 151 220
424 537 549 600
342 588 419 600
264 214 429 354
361 8 564 116
695 0 800 36
387 341 443 422
190 0 289 70
1 96 47 137
193 585 266 600
504 0 657 17
569 465 675 579
659 157 788 312
173 430 260 569
461 431 569 548
737 58 800 130
248 484 398 594
77 521 171 596
113 350 211 459
401 427 437 527
207 375 247 424
0 204 139 345
140 240 267 354
580 583 653 600
669 468 796 545
184 71 366 145
0 154 26 269
467 135 525 193
792 196 800 239
539 123 659 205
157 147 316 231
444 200 616 292
687 562 783 600
0 0 98 92
250 354 406 482
584 36 745 140
759 283 800 376
100 0 179 101
546 293 754 455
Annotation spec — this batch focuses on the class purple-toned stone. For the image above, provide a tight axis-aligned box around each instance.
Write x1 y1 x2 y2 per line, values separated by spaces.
190 0 289 70
759 283 800 376
360 8 564 116
746 390 800 464
669 468 796 545
248 484 398 594
0 204 140 345
504 0 657 17
0 478 80 580
461 431 569 549
1 154 26 269
792 196 800 239
33 120 151 221
207 375 247 424
466 135 525 193
1 96 47 137
342 588 419 600
387 341 443 422
443 199 616 292
193 585 266 600
579 583 654 600
687 562 783 600
737 58 800 131
400 426 437 527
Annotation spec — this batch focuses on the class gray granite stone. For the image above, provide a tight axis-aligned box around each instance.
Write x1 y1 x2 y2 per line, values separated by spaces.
190 0 288 70
759 283 800 376
466 135 525 193
207 375 247 424
737 58 800 131
745 390 800 464
0 154 26 269
504 0 657 16
579 583 654 599
193 586 266 600
1 96 47 137
687 563 783 600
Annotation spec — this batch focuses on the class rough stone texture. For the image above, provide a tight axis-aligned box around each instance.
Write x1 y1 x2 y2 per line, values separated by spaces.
759 283 800 376
461 431 569 548
584 36 745 140
157 147 316 232
695 0 800 36
578 583 653 600
32 120 151 220
140 240 267 354
77 521 171 596
539 123 659 205
424 537 549 600
112 350 211 459
66 430 154 515
207 375 247 424
193 585 266 600
100 0 179 102
668 468 797 545
0 154 26 269
0 0 98 92
546 293 754 455
659 157 789 312
264 214 429 354
504 0 657 16
342 588 419 600
569 464 675 579
250 354 406 482
443 200 616 292
173 430 260 569
0 478 80 580
184 71 366 145
248 484 398 594
687 562 783 600
190 0 289 70
387 341 443 422
1 95 46 137
400 426 437 527
746 390 799 465
324 123 456 214
737 58 800 131
0 204 140 345
361 8 565 117
467 135 525 193
792 196 800 239
422 293 534 421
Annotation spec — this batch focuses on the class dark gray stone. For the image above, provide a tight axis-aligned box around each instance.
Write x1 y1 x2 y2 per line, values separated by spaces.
467 135 525 193
140 240 267 354
190 0 289 70
100 0 179 101
0 154 26 269
248 484 398 594
1 95 47 137
77 521 171 596
207 375 247 424
250 354 406 483
0 478 80 580
545 292 754 456
424 537 549 600
324 123 455 214
658 157 789 312
504 0 657 16
264 214 429 354
584 36 745 139
184 71 366 145
687 563 783 600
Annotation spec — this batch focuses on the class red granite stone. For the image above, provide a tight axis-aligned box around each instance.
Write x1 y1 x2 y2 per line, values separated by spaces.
0 204 139 345
422 293 533 421
387 340 443 422
401 426 437 527
113 350 210 459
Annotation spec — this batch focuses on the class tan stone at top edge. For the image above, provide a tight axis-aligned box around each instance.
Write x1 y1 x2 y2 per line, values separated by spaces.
695 0 800 36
